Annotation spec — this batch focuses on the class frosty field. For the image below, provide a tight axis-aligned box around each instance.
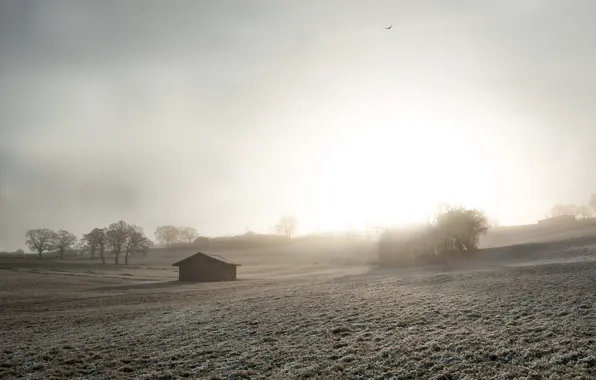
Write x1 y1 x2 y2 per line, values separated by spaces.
1 247 595 379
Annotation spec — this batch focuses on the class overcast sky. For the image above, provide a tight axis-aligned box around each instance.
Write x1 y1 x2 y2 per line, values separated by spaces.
2 0 596 250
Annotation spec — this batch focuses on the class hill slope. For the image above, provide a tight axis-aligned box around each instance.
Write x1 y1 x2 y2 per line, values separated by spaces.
480 219 596 248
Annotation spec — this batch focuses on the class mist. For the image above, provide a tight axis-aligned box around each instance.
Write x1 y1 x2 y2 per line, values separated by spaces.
2 0 596 251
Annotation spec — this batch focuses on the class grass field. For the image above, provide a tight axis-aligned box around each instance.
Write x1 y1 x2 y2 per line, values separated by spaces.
1 234 595 379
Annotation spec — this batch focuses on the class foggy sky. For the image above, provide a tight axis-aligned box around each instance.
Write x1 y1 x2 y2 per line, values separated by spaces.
2 0 596 250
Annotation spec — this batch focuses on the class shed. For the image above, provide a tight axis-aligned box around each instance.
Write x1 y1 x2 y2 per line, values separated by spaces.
172 252 240 282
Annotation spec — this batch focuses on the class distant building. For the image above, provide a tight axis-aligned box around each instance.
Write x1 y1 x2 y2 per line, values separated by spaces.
537 215 576 225
172 252 240 282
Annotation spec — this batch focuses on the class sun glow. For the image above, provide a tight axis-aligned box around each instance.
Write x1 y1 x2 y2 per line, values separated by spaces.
307 113 494 232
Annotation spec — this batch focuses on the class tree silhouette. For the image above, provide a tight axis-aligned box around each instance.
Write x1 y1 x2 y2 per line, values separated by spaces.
123 228 152 265
55 230 77 259
180 227 199 244
25 229 57 258
576 205 591 220
82 228 108 264
589 194 596 213
551 204 578 217
107 221 130 264
276 215 298 238
379 205 490 266
154 225 180 246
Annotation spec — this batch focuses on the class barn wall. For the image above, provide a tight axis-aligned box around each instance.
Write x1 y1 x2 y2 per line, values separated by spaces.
177 255 237 282
227 265 237 280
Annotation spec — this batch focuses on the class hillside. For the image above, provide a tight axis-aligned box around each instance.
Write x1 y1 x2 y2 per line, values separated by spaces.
480 219 596 248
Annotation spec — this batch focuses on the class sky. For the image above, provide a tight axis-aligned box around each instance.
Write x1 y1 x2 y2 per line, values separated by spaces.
2 0 596 250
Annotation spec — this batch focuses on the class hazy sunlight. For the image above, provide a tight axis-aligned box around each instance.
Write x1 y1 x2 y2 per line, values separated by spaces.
308 111 495 231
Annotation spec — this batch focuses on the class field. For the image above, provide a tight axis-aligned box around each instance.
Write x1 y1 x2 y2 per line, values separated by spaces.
480 219 596 248
1 236 595 379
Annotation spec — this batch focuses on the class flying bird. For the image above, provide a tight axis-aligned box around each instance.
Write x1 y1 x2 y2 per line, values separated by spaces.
385 25 392 30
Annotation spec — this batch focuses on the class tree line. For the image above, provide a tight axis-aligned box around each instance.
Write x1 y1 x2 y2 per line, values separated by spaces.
549 193 596 220
153 216 298 247
153 226 199 246
25 220 153 265
24 217 295 260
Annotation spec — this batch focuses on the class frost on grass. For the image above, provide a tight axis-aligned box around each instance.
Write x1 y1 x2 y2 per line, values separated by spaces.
0 261 594 379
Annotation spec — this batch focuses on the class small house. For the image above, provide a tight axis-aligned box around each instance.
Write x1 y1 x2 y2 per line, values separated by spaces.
172 252 240 282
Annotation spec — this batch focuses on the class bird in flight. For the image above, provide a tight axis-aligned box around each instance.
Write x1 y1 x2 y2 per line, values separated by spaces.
385 25 392 30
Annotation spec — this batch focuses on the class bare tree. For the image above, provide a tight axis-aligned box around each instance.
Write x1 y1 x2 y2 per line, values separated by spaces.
123 229 153 265
25 229 57 259
590 194 596 213
154 225 180 247
107 221 130 264
82 228 108 263
81 233 96 259
75 240 88 257
572 205 581 218
551 204 565 217
276 215 298 239
551 204 578 217
577 205 592 220
55 230 78 259
180 227 199 244
96 228 108 264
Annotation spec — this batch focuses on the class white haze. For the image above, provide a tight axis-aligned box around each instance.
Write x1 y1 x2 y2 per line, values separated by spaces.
2 0 596 250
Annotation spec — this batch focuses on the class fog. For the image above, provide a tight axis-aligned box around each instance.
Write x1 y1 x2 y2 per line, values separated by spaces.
2 0 596 250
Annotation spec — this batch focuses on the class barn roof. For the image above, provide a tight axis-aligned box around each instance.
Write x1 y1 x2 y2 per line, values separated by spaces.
172 252 240 267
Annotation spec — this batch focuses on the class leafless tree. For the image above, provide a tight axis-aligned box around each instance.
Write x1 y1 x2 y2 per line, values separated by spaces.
81 233 95 259
551 204 578 217
55 230 78 259
276 215 298 239
589 194 596 213
25 228 57 258
75 240 88 257
180 227 199 244
82 228 108 263
106 221 152 265
154 225 180 246
576 205 592 220
96 228 108 264
107 221 130 264
123 229 153 265
551 204 564 217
